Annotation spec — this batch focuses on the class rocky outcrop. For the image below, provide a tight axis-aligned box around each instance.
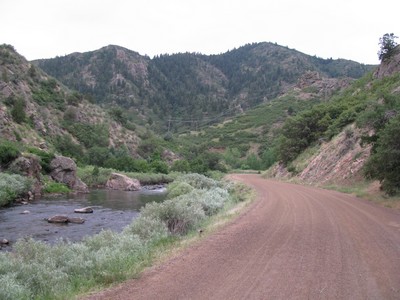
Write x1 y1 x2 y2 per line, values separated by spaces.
105 173 141 191
298 126 371 185
266 125 372 186
374 45 400 79
295 71 352 100
50 156 89 193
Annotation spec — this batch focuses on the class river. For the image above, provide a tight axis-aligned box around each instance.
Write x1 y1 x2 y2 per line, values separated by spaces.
0 188 167 249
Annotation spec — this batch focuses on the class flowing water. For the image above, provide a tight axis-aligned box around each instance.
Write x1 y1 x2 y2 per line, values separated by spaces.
0 188 167 249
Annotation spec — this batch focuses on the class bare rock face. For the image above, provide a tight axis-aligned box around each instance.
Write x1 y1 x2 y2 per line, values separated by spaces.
298 125 371 185
295 71 352 100
106 173 141 191
374 45 400 79
50 156 89 193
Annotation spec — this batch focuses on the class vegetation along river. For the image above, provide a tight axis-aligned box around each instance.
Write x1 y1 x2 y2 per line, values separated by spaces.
0 188 167 249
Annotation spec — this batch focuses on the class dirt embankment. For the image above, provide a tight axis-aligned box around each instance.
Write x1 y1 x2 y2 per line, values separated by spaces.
84 174 400 300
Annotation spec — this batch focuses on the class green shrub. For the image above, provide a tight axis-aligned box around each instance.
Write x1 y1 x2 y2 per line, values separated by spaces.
0 140 20 167
244 153 262 170
0 273 31 300
77 166 112 187
26 147 55 173
10 97 26 124
85 146 111 167
43 182 71 194
53 134 85 162
150 160 169 174
0 173 239 299
124 217 168 240
0 173 31 206
364 115 400 195
171 159 190 172
167 181 194 199
104 156 150 173
139 197 205 235
32 79 65 109
178 173 221 190
185 187 229 216
67 123 109 148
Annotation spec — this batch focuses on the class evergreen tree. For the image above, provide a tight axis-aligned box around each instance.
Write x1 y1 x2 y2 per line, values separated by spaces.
378 33 398 61
364 115 400 195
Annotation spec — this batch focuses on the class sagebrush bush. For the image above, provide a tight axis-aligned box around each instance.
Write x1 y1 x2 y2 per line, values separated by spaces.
186 187 229 216
140 197 206 235
177 173 221 190
0 273 31 300
0 173 238 299
124 217 168 240
167 181 194 199
0 173 32 206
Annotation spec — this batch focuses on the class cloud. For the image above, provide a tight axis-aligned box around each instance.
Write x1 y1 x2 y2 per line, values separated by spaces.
1 0 397 63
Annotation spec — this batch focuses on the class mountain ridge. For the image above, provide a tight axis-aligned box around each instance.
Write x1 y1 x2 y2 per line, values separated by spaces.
34 42 375 131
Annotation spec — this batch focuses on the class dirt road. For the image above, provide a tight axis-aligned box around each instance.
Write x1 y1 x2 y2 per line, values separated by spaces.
85 174 400 299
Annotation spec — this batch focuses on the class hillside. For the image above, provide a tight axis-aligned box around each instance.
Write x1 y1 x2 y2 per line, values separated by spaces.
265 45 400 197
175 70 354 170
2 41 399 198
0 44 142 160
34 43 374 131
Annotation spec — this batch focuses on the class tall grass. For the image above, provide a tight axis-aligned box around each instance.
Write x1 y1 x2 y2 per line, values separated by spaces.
0 173 242 299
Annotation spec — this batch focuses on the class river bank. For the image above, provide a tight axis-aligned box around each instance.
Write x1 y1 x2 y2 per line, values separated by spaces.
0 187 167 250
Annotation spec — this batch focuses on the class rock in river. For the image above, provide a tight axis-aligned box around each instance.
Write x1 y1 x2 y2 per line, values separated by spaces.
47 215 86 224
74 207 93 213
105 172 141 191
68 217 85 224
47 215 69 224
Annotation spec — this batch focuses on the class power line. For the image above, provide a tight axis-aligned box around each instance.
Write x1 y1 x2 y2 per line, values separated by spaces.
164 89 283 134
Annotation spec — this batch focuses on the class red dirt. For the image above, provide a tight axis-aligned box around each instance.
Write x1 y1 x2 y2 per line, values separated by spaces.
84 174 400 299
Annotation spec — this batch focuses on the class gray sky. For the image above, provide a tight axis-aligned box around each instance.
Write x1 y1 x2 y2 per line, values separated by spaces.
1 0 398 64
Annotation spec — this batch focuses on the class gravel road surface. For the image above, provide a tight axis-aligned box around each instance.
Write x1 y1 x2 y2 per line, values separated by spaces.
84 174 400 299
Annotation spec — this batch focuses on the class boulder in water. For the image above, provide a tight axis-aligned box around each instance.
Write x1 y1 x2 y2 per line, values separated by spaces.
68 217 85 224
74 207 93 213
105 173 141 191
47 215 69 224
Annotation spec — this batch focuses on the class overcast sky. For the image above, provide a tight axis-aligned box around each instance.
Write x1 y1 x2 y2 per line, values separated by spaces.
1 0 398 64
